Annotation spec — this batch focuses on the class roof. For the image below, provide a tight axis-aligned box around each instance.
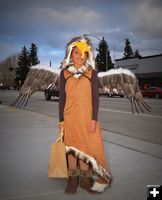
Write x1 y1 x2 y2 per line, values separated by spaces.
115 53 162 61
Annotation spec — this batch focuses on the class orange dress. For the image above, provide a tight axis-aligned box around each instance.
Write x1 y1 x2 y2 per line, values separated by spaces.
63 68 111 182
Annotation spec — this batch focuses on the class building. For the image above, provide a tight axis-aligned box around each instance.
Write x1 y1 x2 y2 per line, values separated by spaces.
115 54 162 89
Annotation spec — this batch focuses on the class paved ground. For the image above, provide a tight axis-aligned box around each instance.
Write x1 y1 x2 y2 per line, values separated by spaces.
0 104 162 200
1 90 162 145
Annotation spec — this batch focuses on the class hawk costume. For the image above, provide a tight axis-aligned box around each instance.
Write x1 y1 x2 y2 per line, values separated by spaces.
11 36 151 192
59 36 111 185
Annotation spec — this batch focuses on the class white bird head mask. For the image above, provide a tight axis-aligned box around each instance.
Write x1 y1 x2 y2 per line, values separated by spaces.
61 36 95 70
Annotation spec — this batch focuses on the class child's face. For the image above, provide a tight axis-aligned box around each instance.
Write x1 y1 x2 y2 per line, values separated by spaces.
71 47 87 67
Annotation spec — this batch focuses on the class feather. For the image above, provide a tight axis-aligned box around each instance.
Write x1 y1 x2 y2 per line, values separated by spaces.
66 146 111 182
10 65 60 108
98 68 151 113
91 182 108 192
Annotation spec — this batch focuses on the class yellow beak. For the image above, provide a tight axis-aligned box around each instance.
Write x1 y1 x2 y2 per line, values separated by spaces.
72 41 91 59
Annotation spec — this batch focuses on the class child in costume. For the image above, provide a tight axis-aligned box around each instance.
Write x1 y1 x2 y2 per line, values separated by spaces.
59 36 112 194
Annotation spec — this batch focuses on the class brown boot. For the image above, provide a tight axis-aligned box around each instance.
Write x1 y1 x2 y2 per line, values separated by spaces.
80 170 94 192
65 169 79 194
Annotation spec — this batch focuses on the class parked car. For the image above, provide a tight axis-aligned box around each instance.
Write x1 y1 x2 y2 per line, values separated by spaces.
142 87 162 98
44 88 59 100
107 92 124 98
99 88 124 98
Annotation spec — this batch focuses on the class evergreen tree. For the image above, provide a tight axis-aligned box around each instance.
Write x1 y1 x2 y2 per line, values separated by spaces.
17 46 31 84
29 43 40 66
95 37 114 72
134 49 142 58
123 38 134 59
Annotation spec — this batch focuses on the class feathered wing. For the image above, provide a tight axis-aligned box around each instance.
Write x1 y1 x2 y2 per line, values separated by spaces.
98 68 151 113
11 65 60 108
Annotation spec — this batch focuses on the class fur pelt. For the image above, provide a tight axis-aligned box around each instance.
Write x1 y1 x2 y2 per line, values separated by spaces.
66 146 111 182
68 168 80 177
91 181 108 192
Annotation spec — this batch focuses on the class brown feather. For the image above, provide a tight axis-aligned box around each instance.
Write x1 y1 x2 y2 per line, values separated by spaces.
10 67 59 108
98 69 151 113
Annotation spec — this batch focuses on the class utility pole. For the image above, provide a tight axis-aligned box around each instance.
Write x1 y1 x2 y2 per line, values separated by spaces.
113 45 116 68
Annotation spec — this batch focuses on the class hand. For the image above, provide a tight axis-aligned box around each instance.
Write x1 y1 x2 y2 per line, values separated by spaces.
88 120 97 133
59 121 64 132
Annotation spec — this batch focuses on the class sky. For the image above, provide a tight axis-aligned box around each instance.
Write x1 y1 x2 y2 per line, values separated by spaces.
0 0 162 69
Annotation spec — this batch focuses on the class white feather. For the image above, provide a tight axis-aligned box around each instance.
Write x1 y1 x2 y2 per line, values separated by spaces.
47 83 52 90
66 146 110 181
98 68 136 78
31 64 60 74
91 181 108 192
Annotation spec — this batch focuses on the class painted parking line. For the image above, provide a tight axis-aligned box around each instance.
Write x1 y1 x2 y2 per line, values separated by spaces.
99 108 162 119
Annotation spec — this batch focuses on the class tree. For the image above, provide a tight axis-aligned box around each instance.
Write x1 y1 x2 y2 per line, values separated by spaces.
123 38 134 59
29 43 40 66
134 49 142 58
0 54 18 88
17 46 31 84
95 37 114 72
